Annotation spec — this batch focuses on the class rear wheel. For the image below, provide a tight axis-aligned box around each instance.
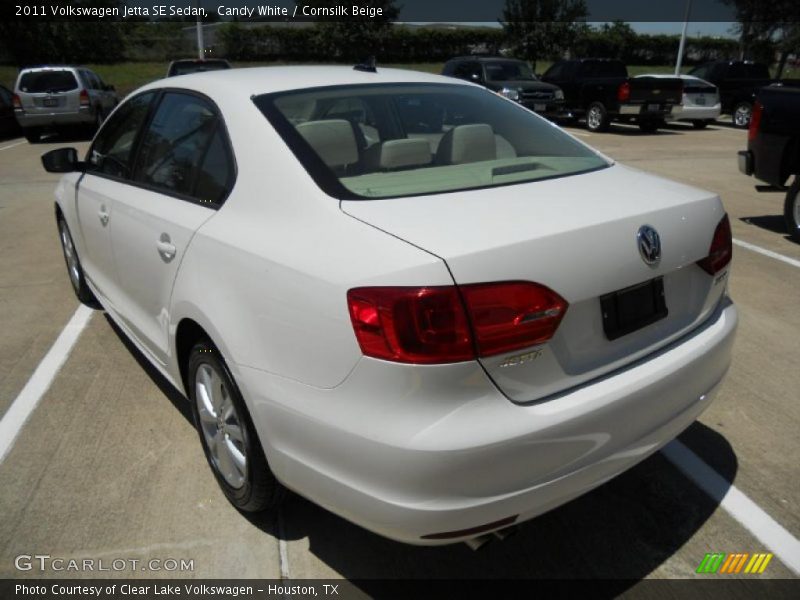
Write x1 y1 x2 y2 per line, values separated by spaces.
692 120 709 130
733 102 752 128
585 102 610 132
57 218 99 306
784 178 800 243
188 340 285 512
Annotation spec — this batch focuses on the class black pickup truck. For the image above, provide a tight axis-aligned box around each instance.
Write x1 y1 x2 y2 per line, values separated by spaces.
689 61 774 128
541 58 683 133
738 86 800 241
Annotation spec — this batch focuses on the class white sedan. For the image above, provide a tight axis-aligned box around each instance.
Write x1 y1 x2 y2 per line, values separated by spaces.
42 66 737 547
637 73 722 128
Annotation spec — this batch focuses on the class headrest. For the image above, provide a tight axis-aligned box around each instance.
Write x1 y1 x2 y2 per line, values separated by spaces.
364 139 432 171
296 119 359 168
435 123 497 165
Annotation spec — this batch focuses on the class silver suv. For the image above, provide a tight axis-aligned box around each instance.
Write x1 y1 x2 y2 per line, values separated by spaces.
13 66 119 143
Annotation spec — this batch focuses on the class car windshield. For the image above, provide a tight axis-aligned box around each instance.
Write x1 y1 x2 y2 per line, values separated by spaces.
485 61 535 81
19 70 78 93
255 83 608 200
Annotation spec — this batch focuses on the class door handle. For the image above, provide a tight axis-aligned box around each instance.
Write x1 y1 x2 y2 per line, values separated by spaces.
98 207 109 226
156 234 177 262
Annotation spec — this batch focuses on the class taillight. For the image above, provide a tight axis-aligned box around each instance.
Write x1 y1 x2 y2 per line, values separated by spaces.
460 281 568 357
697 214 733 275
347 286 473 364
12 94 21 109
79 89 90 107
617 81 630 102
347 282 568 364
748 100 763 142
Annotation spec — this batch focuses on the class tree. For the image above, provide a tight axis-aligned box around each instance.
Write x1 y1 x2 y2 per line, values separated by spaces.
500 0 588 69
724 0 800 74
296 1 399 62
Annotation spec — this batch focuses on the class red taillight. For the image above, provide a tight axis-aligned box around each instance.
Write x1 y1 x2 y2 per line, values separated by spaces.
748 100 763 142
79 89 90 106
460 281 568 357
697 214 733 275
12 94 21 109
347 282 568 364
617 81 630 102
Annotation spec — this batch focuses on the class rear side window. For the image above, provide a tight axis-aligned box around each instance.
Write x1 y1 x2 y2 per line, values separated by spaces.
18 70 78 93
88 92 155 179
134 92 233 205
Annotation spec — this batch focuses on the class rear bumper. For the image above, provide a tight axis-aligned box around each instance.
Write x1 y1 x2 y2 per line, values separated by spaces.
738 150 754 176
618 103 675 118
238 298 737 545
15 108 93 129
672 104 722 121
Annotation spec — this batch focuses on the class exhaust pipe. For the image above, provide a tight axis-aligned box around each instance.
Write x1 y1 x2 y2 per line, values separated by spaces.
492 525 518 541
464 534 493 551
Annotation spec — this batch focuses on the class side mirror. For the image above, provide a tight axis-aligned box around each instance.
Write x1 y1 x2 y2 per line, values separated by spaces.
42 147 83 173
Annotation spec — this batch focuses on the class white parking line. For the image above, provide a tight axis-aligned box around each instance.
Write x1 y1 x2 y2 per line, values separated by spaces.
662 440 800 576
0 140 26 151
0 305 93 464
733 238 800 269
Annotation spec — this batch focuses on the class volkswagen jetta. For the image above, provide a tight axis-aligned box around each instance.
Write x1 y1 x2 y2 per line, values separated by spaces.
42 66 737 545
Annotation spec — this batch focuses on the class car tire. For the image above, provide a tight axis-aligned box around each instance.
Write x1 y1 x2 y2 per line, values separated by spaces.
638 119 660 133
585 102 610 132
24 128 40 143
692 120 709 130
57 218 99 307
733 101 752 128
188 340 285 513
784 178 800 243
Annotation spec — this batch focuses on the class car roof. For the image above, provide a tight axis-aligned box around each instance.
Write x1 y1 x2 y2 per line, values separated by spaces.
19 65 82 72
140 65 473 98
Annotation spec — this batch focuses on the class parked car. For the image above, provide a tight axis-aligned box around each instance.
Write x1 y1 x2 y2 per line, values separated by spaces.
166 59 231 77
541 58 683 132
13 65 118 143
0 84 21 138
635 74 721 129
688 60 773 128
738 86 800 241
442 56 564 119
42 66 737 547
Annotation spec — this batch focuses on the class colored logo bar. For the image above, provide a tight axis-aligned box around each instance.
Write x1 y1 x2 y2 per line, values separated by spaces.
696 552 773 574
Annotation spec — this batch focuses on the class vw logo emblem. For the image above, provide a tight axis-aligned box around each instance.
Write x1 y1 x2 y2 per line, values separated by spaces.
637 225 661 266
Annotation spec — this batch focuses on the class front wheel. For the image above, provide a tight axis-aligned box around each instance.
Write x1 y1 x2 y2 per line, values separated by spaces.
188 341 285 513
784 178 800 243
585 102 610 132
733 102 752 128
57 218 99 307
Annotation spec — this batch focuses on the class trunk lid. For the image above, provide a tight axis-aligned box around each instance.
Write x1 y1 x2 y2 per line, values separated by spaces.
629 76 683 105
342 164 729 403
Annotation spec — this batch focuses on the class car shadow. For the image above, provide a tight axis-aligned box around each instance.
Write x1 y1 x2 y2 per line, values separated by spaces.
562 122 683 136
102 311 737 587
740 215 797 243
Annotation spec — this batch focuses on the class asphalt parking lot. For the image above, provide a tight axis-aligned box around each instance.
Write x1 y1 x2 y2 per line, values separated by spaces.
0 118 798 590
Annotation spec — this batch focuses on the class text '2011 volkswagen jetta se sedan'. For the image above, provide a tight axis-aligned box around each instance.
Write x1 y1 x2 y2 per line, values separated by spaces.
42 66 737 546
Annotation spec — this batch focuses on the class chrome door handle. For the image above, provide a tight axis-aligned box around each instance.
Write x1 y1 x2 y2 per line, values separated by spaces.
98 210 109 226
156 235 177 262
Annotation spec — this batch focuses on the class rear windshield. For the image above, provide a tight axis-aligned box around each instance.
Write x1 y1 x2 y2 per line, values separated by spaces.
18 70 78 93
255 83 608 200
169 61 230 76
485 61 535 81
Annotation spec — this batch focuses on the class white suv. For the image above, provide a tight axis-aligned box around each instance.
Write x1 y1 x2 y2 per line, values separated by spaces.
13 65 119 143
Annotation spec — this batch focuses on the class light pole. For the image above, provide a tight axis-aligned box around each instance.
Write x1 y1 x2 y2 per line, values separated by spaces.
196 0 204 59
675 0 692 75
